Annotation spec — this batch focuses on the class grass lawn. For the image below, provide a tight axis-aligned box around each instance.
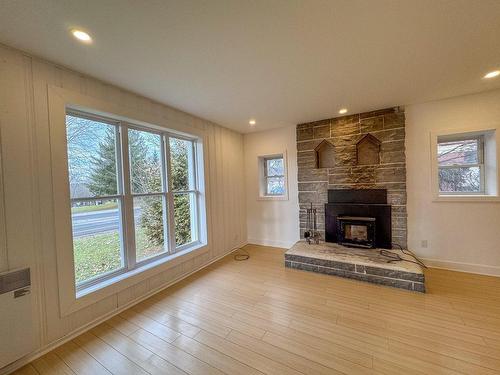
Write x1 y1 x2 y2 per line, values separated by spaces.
72 201 118 214
74 228 164 283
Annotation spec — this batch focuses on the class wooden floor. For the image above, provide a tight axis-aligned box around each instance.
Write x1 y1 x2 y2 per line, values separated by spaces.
13 245 500 375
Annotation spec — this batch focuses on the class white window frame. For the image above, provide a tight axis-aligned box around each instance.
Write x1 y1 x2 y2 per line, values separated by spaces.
437 134 485 195
264 156 286 196
430 127 499 202
168 135 201 252
257 152 289 200
66 110 128 292
68 111 203 293
48 86 208 316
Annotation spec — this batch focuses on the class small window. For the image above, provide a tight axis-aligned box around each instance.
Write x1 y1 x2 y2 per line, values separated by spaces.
258 153 287 199
264 157 285 195
437 135 484 194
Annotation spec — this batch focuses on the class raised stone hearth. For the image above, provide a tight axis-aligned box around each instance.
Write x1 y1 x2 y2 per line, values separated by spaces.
285 241 425 292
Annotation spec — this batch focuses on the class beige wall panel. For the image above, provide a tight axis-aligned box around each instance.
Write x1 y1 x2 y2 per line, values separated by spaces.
0 43 246 369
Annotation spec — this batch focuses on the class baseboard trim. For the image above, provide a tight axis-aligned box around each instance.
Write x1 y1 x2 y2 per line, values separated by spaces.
1 244 244 375
423 257 500 277
247 238 295 249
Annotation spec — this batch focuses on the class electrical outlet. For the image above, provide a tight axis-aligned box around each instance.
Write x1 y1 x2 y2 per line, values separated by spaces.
421 240 428 248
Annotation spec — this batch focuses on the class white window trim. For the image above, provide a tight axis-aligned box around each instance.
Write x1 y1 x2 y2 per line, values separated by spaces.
257 151 289 201
430 127 500 203
48 86 208 316
68 113 202 293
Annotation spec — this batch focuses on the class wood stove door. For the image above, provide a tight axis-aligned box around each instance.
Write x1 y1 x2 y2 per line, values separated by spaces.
325 203 392 249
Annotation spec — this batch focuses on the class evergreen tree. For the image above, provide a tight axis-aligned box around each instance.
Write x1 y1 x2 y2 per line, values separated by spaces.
88 131 191 248
88 129 118 196
140 151 164 247
169 139 191 245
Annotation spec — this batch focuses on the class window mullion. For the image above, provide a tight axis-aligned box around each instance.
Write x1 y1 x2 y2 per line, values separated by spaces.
192 141 199 192
130 192 164 199
188 139 196 190
480 164 486 193
439 164 481 169
70 195 122 203
159 135 171 255
479 136 485 164
164 135 177 254
119 124 137 270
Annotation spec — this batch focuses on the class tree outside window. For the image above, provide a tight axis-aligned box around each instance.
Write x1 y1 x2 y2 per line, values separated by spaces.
437 136 484 194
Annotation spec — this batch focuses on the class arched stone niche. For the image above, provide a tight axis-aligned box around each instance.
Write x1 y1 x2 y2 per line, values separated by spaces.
315 139 335 168
356 134 381 165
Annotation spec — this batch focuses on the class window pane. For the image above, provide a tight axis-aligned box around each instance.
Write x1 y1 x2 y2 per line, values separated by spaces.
174 193 196 246
439 166 481 193
133 196 166 262
129 129 163 194
169 138 194 191
66 114 118 198
266 176 285 195
266 158 284 176
71 199 123 284
438 139 479 166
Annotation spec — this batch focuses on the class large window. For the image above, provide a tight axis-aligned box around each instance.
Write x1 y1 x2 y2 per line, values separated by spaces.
437 135 484 194
66 111 201 290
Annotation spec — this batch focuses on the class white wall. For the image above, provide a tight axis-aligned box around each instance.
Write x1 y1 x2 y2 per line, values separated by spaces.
0 43 246 372
244 126 299 248
406 89 500 276
244 91 500 276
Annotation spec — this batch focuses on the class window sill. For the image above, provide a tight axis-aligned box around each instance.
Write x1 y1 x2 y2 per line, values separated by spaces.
433 195 500 203
62 242 207 316
258 195 289 201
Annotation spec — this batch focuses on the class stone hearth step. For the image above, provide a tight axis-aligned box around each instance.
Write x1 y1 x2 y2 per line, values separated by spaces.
285 241 425 292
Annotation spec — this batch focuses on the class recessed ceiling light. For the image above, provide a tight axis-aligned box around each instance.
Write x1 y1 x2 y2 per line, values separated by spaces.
484 70 500 79
338 108 348 114
249 119 256 125
71 29 92 43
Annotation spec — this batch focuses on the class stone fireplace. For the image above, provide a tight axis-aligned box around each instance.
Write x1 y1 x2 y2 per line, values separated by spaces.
297 107 407 249
288 107 424 292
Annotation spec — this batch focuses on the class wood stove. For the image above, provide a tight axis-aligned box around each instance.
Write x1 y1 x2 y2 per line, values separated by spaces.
326 189 392 249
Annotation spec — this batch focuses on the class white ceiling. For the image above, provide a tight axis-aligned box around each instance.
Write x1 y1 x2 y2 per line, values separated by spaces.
1 0 500 133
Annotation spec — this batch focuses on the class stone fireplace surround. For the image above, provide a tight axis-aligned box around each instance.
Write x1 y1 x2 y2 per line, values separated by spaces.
297 107 407 249
290 107 424 291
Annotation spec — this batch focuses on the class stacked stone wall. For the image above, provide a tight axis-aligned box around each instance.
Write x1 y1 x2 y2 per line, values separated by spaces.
297 107 407 248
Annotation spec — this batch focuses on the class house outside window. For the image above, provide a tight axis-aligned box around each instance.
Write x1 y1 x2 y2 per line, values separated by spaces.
437 135 484 194
432 128 499 201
